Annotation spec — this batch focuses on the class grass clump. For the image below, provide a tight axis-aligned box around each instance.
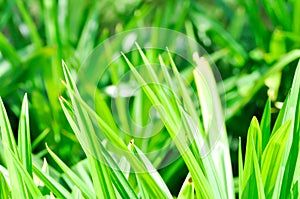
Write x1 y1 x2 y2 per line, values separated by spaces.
0 49 299 198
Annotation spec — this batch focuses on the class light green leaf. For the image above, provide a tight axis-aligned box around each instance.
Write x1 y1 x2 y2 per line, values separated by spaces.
262 120 292 198
0 98 27 198
18 94 32 176
46 144 96 199
279 60 300 199
242 117 262 199
238 137 243 199
251 140 266 199
3 143 42 198
178 173 195 199
32 164 72 198
128 140 172 198
193 54 234 199
122 51 214 198
0 171 11 199
62 60 117 199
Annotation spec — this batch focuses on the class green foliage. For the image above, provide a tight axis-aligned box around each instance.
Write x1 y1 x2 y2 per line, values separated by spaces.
0 52 299 198
0 0 300 198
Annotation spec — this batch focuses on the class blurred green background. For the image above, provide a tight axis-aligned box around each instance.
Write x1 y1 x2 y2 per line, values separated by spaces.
1 0 299 194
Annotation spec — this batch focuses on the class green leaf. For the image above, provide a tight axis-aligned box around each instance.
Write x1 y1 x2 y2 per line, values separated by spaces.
46 144 96 199
60 95 137 198
128 140 172 198
98 144 138 199
262 120 292 198
168 49 202 137
62 60 117 199
279 60 300 199
18 94 32 176
251 140 266 199
122 51 214 198
193 54 234 199
261 59 300 198
0 98 26 198
273 59 300 133
178 173 195 199
32 164 72 198
0 171 11 199
242 117 262 199
71 186 82 199
291 181 299 199
238 137 243 199
3 143 42 198
60 94 167 199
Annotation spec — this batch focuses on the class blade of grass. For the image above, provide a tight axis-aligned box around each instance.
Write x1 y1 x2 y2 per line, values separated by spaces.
0 98 28 198
71 186 82 199
128 140 172 198
60 93 169 198
167 49 203 136
135 44 181 123
17 94 32 176
241 117 262 198
62 61 117 199
291 181 299 199
0 171 10 199
262 120 292 198
251 140 266 199
46 145 96 199
178 173 195 199
122 52 214 198
100 144 138 199
65 159 94 192
31 128 50 150
161 51 204 168
273 59 300 130
32 165 72 198
238 137 243 199
193 54 234 199
275 60 300 198
65 61 150 198
3 143 42 198
279 90 300 198
59 86 127 151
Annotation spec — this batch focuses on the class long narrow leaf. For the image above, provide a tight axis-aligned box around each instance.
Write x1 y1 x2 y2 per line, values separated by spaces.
18 94 32 176
262 120 292 198
3 143 42 198
32 165 72 198
62 60 117 199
